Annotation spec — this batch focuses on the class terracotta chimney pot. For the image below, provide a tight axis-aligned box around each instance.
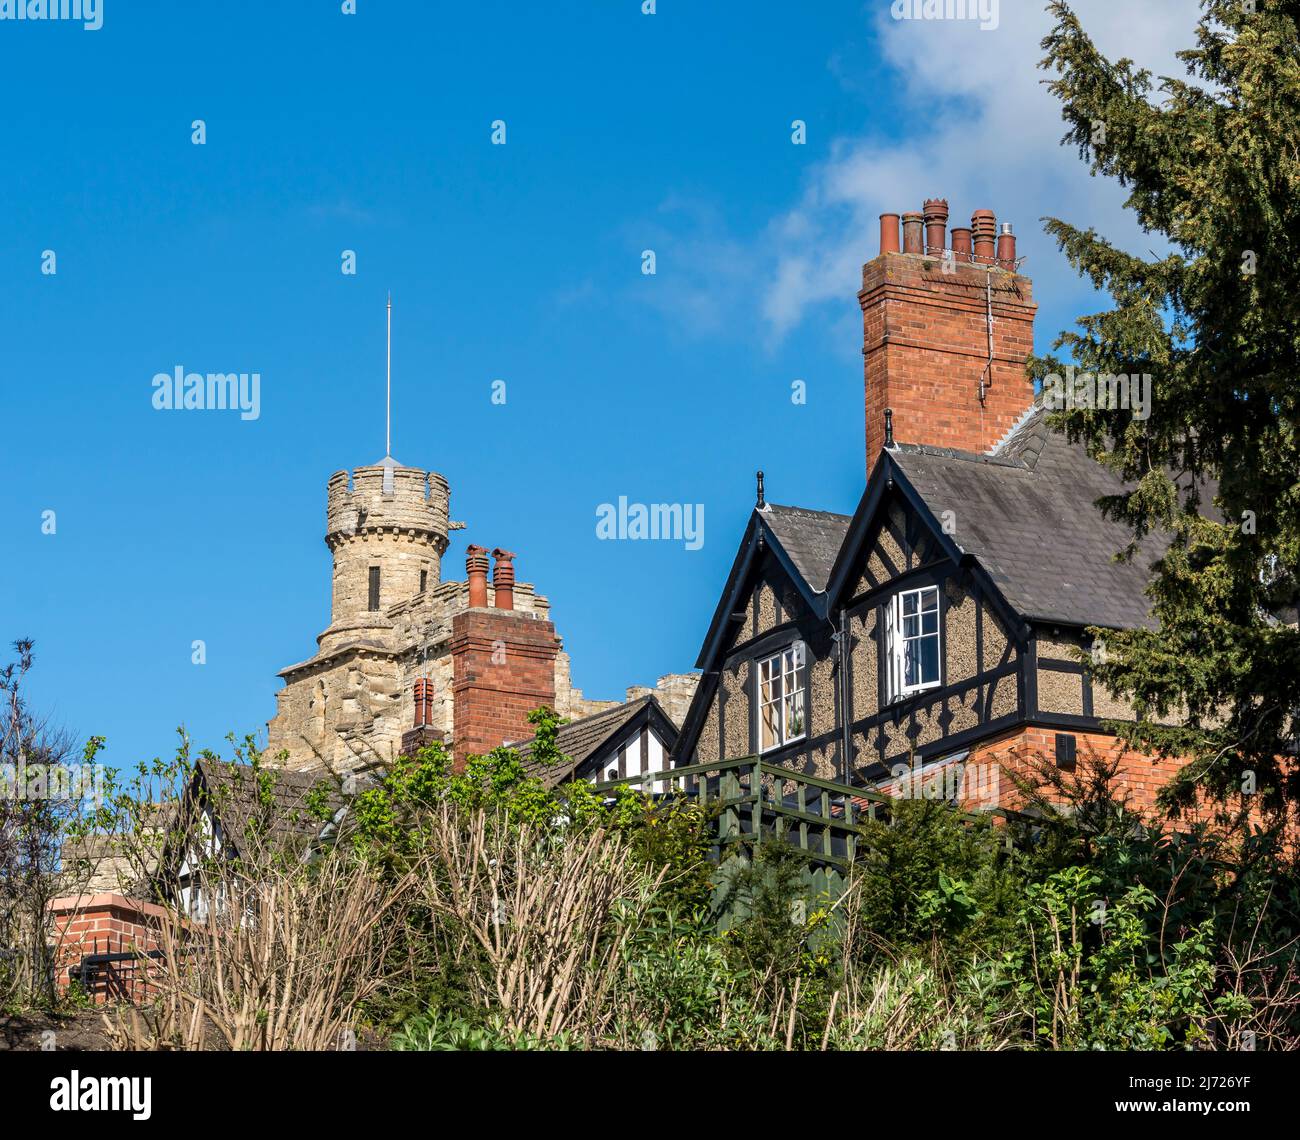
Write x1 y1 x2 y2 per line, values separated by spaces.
997 222 1018 270
879 213 901 255
466 545 490 608
901 212 924 254
923 199 949 257
491 548 516 611
972 209 998 264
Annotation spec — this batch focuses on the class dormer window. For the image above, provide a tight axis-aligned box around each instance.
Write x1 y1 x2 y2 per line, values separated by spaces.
758 643 806 751
886 586 941 700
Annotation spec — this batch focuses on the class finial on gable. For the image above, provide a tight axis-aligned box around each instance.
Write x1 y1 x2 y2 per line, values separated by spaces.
755 470 765 510
884 408 894 449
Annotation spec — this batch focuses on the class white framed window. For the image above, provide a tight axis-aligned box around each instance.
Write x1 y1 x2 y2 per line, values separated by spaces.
757 643 806 752
886 586 941 700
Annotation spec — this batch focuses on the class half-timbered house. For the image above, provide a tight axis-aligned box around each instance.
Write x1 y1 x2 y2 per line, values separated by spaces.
673 199 1192 814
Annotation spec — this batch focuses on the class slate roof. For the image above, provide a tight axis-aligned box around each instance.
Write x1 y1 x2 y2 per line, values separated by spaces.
890 405 1170 629
514 696 671 788
760 503 852 594
194 759 347 855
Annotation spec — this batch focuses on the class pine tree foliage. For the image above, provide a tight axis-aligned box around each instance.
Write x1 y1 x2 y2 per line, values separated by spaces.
1035 1 1300 816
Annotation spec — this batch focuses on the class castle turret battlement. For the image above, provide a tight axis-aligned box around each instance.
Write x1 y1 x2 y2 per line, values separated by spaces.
326 462 451 544
321 460 455 646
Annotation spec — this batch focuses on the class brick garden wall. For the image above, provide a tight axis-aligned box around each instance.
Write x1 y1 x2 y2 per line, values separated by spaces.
47 893 169 1005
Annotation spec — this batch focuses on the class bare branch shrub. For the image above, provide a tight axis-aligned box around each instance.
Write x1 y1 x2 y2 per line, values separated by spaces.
414 805 664 1045
104 844 415 1051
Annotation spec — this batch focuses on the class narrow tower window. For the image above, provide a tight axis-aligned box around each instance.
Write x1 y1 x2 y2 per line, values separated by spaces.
419 569 428 594
368 566 381 612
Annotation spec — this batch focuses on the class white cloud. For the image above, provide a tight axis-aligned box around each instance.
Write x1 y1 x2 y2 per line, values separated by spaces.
626 197 762 337
761 0 1204 340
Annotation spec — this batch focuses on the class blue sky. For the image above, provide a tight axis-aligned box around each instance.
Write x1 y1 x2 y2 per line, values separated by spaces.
0 0 1200 772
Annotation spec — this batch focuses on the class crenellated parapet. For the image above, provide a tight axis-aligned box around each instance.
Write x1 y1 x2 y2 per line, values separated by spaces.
326 462 452 551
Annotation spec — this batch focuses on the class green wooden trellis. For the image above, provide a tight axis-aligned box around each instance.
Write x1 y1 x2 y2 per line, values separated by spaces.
593 754 1013 877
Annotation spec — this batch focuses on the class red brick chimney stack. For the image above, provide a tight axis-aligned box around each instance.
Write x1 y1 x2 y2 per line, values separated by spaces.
491 548 516 611
466 545 490 608
450 546 559 769
861 198 1038 469
413 678 428 727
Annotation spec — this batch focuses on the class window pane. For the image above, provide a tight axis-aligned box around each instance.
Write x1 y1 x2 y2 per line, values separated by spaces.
918 635 939 684
903 639 919 688
760 660 778 703
785 688 805 739
760 699 778 750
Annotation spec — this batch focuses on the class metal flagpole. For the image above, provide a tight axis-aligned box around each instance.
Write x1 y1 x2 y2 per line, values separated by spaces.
386 293 392 457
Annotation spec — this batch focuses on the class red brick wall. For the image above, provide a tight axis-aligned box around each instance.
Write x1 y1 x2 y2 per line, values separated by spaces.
871 726 1294 845
48 893 168 1005
966 725 1186 816
861 252 1037 469
450 608 559 768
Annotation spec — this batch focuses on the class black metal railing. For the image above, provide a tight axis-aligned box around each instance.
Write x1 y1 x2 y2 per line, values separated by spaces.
69 942 164 1005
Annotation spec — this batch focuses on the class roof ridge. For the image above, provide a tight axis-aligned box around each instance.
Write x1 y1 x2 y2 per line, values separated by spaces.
986 397 1046 458
893 441 1025 468
515 695 654 749
764 501 852 521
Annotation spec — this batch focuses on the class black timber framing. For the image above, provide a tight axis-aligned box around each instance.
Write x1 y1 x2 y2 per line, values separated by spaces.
673 449 1134 773
855 710 1025 784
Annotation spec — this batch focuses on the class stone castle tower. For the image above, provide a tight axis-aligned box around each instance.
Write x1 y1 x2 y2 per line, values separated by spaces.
265 455 671 777
319 458 453 655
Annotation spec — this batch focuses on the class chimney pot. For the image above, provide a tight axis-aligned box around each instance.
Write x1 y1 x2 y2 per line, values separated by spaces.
491 548 516 611
997 222 1018 270
879 213 901 255
972 209 998 264
901 212 924 255
922 199 949 257
950 227 973 261
466 545 490 608
413 678 427 728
